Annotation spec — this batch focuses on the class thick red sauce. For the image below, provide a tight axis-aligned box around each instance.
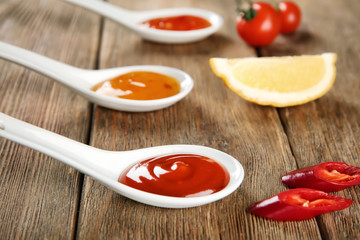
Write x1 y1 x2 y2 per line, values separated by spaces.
142 15 211 31
91 71 180 100
119 154 230 197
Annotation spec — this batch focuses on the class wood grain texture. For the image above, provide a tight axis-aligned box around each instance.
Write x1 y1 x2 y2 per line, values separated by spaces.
0 0 99 238
261 0 360 239
76 0 320 239
1 0 359 239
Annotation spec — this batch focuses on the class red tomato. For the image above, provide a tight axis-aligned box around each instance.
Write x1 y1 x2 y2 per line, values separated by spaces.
236 2 280 47
278 1 302 33
248 188 353 221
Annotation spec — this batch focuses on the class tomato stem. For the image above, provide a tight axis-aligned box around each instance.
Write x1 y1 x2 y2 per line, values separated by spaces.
236 0 257 21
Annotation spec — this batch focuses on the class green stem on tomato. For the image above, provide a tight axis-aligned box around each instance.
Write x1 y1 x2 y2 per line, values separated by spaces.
236 0 257 21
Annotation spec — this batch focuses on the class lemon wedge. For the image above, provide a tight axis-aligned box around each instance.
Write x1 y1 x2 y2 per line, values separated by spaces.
210 53 337 107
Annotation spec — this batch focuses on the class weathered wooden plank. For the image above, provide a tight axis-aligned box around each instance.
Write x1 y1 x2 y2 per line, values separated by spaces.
76 0 322 239
0 0 100 238
261 0 360 239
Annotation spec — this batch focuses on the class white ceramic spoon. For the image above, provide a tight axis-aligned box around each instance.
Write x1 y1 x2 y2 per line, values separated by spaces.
0 113 244 208
0 41 193 112
62 0 223 44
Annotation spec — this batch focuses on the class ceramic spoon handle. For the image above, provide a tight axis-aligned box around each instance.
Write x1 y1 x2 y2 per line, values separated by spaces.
0 41 86 88
62 0 138 27
0 112 104 173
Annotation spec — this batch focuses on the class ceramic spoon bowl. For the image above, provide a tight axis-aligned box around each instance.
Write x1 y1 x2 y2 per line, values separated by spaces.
0 113 245 208
63 0 224 43
0 41 193 112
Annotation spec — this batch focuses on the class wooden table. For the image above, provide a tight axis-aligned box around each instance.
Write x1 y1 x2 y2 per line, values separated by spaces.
1 0 359 239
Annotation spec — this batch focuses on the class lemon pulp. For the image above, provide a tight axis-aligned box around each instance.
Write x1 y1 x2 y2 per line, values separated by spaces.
210 53 337 107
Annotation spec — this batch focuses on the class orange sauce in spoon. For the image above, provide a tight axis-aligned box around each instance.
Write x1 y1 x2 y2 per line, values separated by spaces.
91 71 180 100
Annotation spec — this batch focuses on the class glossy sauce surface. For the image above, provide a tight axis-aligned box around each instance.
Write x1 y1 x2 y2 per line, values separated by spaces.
119 154 230 197
91 71 180 100
142 15 211 31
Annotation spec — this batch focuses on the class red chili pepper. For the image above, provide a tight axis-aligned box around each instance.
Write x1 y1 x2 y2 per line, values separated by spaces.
248 188 353 221
281 162 360 192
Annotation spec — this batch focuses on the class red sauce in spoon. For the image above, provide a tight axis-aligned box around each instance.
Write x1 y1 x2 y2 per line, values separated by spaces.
118 154 230 197
142 15 211 31
91 71 180 100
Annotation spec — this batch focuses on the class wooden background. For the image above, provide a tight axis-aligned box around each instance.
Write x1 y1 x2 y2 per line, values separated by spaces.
0 0 359 239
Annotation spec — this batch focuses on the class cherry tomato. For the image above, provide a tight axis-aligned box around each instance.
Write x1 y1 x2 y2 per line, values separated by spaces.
278 1 302 33
236 2 280 47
